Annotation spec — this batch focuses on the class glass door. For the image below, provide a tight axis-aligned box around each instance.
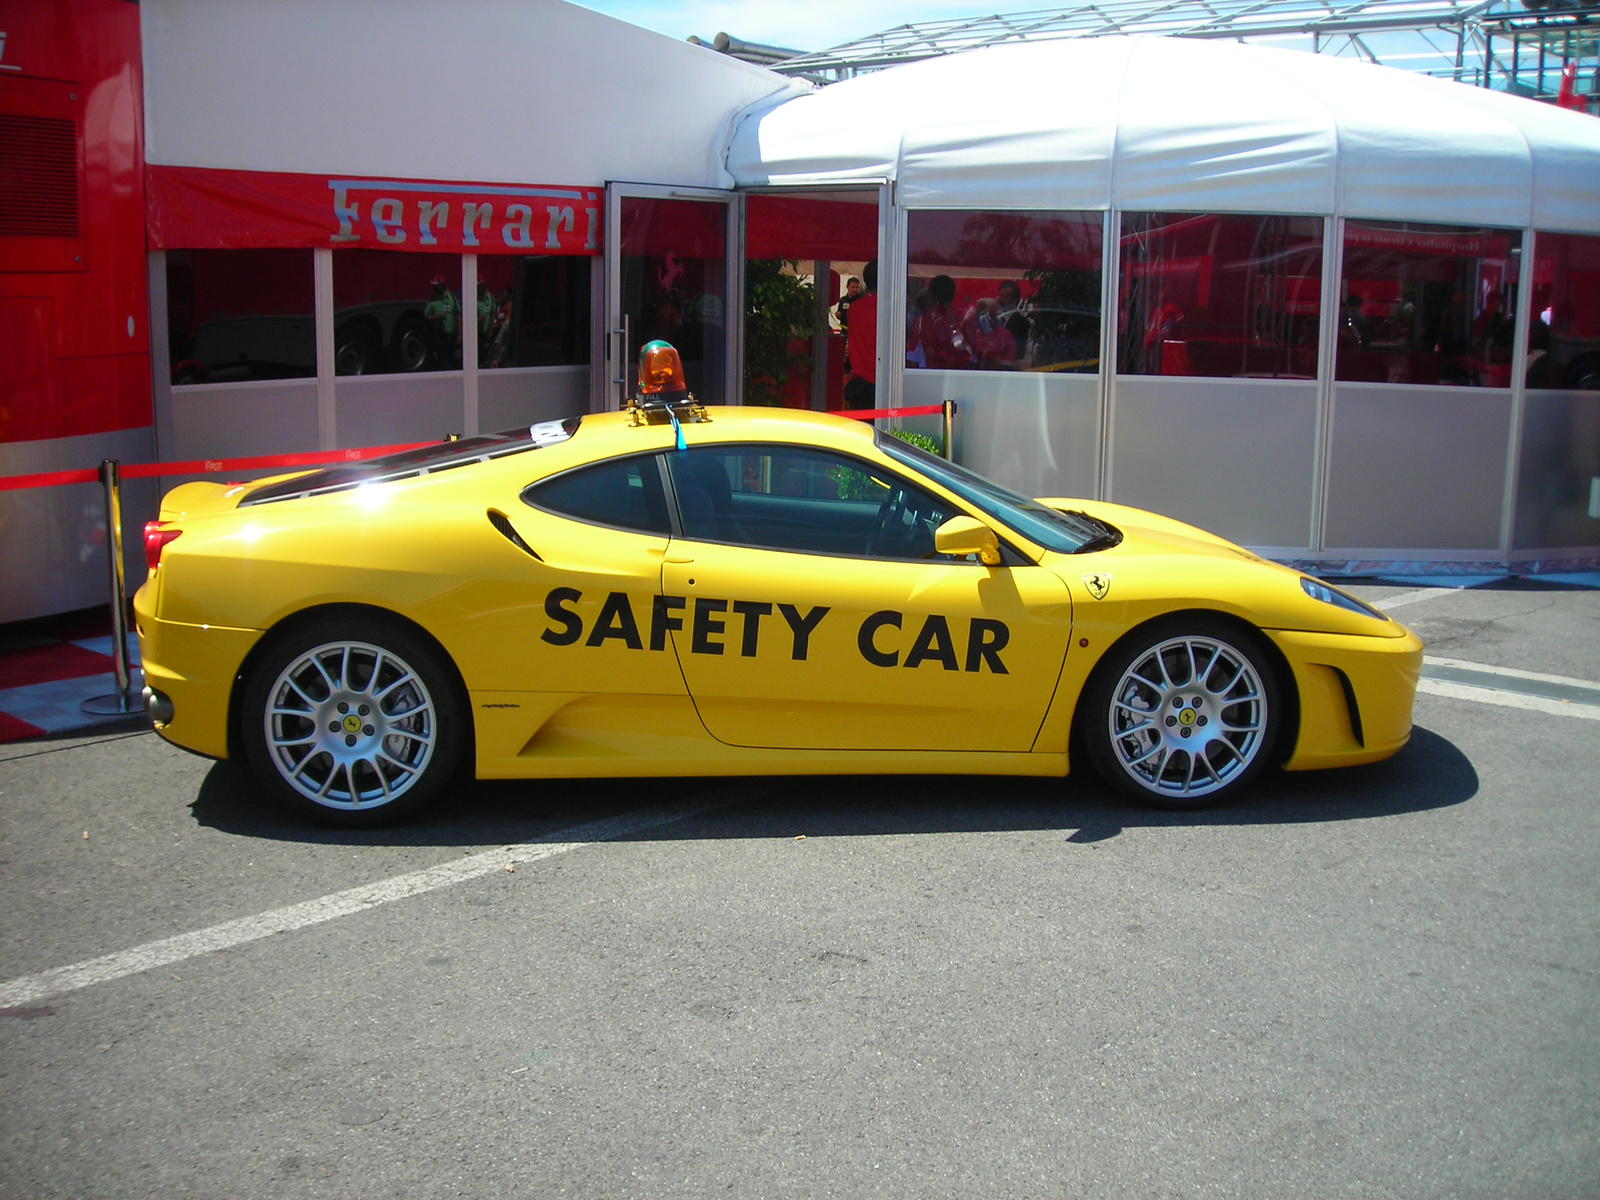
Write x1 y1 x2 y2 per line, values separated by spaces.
741 189 881 413
603 183 738 411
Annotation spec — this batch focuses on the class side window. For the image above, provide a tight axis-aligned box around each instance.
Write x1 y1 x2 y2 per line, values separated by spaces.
665 444 965 561
523 456 670 535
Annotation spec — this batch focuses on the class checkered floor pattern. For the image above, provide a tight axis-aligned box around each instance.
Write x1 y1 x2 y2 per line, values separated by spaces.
0 608 144 743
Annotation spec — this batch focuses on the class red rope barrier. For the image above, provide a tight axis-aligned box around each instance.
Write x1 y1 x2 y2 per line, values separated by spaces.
0 403 956 492
834 403 946 421
0 441 434 493
0 467 101 492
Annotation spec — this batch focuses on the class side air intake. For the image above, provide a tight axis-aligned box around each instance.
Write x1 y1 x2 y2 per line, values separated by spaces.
487 509 541 560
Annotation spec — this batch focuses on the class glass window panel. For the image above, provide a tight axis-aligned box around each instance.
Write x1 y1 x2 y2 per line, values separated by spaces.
666 444 964 561
1336 221 1522 388
1529 232 1600 391
331 249 463 375
479 255 591 369
1118 213 1323 379
619 197 727 404
166 249 314 385
906 211 1103 374
526 455 669 535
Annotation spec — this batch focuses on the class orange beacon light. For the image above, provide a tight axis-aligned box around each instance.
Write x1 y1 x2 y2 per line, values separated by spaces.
637 340 687 400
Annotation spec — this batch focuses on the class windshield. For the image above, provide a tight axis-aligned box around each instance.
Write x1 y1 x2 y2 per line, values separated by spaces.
876 433 1110 554
241 419 580 506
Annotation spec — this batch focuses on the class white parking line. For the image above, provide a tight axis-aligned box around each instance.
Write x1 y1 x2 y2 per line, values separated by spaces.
1376 587 1463 612
0 793 750 1009
1424 655 1600 691
1416 677 1600 720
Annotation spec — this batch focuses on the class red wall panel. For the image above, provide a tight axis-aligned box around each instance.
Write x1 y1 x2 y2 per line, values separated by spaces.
0 0 150 444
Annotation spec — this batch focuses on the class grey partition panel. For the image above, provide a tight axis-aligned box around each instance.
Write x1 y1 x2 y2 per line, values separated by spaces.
1514 389 1600 554
479 366 589 432
1324 383 1510 553
335 373 464 448
1111 376 1317 551
0 426 158 623
903 370 1100 499
170 380 320 460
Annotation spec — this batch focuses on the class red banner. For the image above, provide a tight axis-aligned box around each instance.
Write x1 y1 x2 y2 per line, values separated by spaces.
147 165 602 256
1344 225 1511 259
746 195 878 261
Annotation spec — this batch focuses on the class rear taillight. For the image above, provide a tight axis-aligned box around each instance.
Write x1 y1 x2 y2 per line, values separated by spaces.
144 522 181 571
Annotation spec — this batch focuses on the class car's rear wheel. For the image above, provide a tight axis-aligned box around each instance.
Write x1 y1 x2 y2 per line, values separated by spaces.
242 618 465 827
1083 619 1279 809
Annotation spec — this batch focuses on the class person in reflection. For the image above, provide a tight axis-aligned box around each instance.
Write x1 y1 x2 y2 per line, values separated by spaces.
1525 317 1554 389
475 275 495 365
1474 290 1515 373
996 280 1031 361
904 284 930 368
487 287 514 368
424 275 461 368
911 274 967 369
1341 294 1373 349
844 259 878 406
961 296 1018 369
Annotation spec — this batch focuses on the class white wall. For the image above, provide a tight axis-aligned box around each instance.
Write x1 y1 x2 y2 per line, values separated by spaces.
142 0 805 189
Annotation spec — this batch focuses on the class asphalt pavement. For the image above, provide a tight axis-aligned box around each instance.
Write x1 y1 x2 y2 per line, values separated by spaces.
1 580 1597 1198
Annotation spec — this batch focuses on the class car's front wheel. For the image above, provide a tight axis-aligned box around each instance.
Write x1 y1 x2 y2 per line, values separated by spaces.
242 618 466 826
1083 619 1279 808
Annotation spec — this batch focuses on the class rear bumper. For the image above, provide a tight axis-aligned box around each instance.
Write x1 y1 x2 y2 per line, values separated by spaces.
134 585 260 760
1267 626 1424 771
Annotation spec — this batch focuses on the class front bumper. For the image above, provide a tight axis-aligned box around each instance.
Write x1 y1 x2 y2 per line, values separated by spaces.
134 585 261 760
1267 626 1424 771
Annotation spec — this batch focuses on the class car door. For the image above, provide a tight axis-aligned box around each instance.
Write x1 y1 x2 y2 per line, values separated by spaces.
658 443 1073 752
474 451 683 699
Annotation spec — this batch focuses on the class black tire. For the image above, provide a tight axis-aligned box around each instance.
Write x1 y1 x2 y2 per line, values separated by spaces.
1565 353 1600 392
1082 616 1280 809
241 615 467 827
390 315 433 373
334 322 382 376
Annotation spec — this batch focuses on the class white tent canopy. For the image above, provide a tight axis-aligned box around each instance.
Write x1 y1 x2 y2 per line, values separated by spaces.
725 35 1600 233
144 0 805 190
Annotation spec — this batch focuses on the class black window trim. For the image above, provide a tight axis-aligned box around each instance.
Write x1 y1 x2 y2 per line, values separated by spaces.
655 441 1032 566
519 449 675 538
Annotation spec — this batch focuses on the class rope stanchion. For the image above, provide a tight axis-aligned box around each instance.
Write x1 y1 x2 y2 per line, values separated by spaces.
80 460 136 717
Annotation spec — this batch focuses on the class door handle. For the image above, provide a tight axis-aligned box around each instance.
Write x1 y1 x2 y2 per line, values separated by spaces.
663 553 695 564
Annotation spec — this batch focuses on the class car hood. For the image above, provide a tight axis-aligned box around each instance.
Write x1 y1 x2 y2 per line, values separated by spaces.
1032 497 1408 639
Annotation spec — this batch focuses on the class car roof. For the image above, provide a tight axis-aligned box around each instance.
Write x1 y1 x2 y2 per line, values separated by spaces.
237 406 881 506
582 405 877 449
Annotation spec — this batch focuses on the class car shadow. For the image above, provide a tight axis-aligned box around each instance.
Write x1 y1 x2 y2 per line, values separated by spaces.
189 725 1477 849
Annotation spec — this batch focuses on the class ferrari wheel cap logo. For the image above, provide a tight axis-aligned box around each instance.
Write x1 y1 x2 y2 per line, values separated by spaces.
342 714 362 733
1082 572 1112 600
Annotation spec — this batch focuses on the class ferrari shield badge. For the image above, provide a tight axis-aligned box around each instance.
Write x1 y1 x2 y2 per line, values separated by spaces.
1082 572 1112 600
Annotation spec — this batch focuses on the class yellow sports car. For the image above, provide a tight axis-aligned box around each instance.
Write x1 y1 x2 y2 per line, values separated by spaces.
135 362 1421 827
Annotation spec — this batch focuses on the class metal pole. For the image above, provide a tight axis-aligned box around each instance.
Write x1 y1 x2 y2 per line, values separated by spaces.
81 458 136 716
942 399 955 461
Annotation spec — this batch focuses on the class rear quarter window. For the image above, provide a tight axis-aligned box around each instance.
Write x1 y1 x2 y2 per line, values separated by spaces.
522 455 670 535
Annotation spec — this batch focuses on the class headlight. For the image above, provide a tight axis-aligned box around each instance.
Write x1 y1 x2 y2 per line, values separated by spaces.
1300 577 1389 621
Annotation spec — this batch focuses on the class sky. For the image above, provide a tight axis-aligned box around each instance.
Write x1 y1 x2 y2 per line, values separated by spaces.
569 0 992 53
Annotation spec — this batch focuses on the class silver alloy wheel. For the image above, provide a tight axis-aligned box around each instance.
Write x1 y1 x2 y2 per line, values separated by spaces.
1106 634 1267 799
262 640 436 810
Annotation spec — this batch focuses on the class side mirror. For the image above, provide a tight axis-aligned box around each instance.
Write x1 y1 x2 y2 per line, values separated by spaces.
934 515 1002 566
